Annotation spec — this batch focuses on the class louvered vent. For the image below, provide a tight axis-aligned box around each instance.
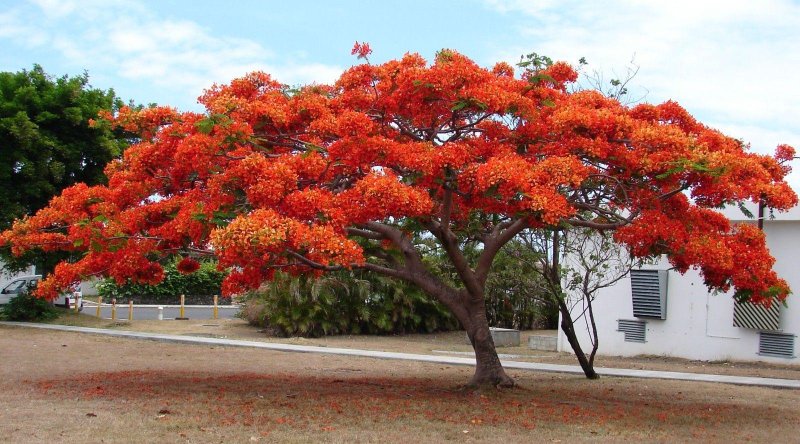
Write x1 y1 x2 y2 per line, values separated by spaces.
630 269 668 320
758 332 795 358
734 301 780 331
617 319 647 343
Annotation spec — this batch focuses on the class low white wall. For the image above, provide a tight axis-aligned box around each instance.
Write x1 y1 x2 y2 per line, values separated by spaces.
558 217 799 365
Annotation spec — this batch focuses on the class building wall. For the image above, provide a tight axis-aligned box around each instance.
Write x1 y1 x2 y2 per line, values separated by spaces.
79 278 99 296
557 210 799 365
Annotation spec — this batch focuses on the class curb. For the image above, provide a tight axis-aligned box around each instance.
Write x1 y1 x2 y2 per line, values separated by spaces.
2 321 799 389
82 302 240 309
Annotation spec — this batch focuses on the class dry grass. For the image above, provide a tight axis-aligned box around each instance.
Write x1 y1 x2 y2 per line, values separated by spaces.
1 325 799 443
45 311 800 380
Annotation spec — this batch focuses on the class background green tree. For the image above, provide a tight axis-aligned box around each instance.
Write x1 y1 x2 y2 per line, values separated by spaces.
0 65 134 272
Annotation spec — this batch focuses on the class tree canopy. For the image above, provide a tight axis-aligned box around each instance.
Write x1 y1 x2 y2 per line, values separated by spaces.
0 65 131 231
1 48 796 386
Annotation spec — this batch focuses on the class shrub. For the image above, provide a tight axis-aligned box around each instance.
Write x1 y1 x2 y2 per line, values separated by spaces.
239 270 458 337
0 291 59 321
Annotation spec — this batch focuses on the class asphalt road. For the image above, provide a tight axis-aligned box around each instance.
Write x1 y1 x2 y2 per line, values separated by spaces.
85 304 240 321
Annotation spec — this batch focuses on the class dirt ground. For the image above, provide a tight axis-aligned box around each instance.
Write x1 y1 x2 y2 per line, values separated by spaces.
47 312 800 381
1 324 799 443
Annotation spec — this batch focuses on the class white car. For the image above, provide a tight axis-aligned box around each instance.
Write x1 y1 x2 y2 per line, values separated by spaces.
0 275 83 311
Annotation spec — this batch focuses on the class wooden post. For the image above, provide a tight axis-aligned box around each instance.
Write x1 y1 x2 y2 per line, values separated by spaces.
96 296 102 318
213 295 219 320
128 300 133 321
111 298 117 321
176 294 188 320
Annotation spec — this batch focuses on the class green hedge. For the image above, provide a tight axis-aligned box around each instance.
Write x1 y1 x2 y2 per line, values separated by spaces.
484 241 557 329
96 259 226 304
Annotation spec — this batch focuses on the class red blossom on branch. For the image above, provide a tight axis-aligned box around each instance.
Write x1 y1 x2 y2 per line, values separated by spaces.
351 41 372 59
176 257 201 274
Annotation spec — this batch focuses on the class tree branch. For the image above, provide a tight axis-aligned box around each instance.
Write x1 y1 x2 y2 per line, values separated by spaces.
422 218 483 301
346 227 385 240
475 218 528 285
286 250 343 271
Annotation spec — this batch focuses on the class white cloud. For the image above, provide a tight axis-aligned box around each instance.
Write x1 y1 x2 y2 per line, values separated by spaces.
485 0 800 132
0 8 46 45
28 0 78 18
9 0 343 110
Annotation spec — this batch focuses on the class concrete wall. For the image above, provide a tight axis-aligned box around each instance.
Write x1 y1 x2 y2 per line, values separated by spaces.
558 205 800 365
79 278 99 296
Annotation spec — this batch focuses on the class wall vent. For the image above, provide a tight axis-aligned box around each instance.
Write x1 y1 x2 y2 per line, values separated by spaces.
758 332 795 358
734 301 781 331
617 319 647 343
630 269 668 320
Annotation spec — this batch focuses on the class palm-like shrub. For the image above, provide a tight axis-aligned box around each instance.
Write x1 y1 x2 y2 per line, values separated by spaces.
239 270 458 337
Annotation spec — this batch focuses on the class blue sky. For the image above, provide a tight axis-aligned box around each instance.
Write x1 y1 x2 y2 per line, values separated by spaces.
2 0 800 187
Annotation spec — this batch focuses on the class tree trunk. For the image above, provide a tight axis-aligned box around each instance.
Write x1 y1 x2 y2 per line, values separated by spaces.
360 222 516 388
462 296 515 388
558 299 599 379
547 230 598 380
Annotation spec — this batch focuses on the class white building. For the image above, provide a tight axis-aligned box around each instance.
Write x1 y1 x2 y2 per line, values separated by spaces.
558 203 799 364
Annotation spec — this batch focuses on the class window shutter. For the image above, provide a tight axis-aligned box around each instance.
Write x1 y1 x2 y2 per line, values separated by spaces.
617 319 647 343
758 332 795 358
630 269 668 320
733 301 780 331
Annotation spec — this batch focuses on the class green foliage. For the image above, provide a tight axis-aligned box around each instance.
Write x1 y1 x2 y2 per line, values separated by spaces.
0 65 134 230
0 291 59 321
484 241 556 329
239 270 458 337
517 52 553 71
96 259 225 303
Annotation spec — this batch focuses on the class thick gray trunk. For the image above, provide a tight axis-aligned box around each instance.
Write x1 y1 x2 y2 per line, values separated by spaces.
462 295 515 387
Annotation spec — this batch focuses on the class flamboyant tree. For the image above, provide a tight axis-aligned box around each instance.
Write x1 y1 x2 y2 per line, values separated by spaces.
1 46 796 387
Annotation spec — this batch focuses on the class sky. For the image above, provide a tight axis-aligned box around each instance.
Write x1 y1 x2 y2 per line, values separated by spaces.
2 0 799 188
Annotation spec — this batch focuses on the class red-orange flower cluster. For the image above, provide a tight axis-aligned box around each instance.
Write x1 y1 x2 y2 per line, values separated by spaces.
176 257 201 274
351 41 372 59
